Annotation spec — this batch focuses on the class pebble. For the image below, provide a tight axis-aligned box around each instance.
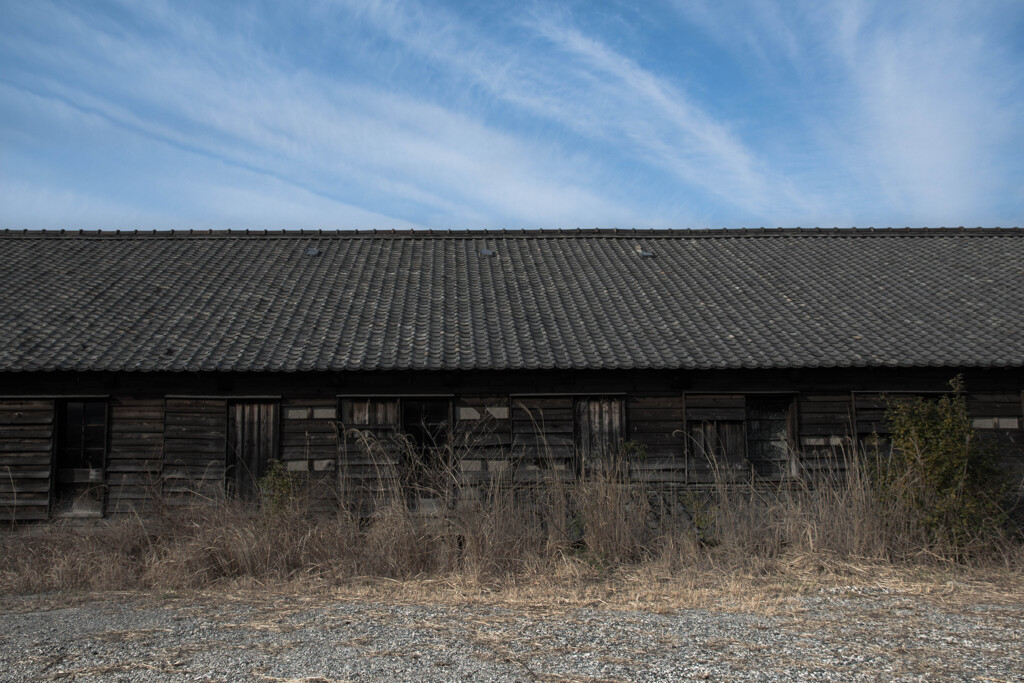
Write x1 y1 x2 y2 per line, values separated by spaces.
0 589 1021 682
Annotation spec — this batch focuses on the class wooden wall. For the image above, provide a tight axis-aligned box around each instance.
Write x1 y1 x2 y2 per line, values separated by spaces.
281 399 338 469
797 394 854 476
163 398 227 500
0 399 53 521
106 398 163 514
627 395 686 484
968 392 1024 475
511 397 575 480
280 398 338 511
684 394 746 483
227 402 280 500
454 396 512 485
337 398 402 513
1 375 1022 520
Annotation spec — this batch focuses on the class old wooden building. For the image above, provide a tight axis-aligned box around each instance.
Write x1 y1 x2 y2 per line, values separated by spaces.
1 228 1022 520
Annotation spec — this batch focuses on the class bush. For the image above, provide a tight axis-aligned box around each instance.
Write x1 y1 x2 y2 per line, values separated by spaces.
258 459 300 514
876 376 1007 555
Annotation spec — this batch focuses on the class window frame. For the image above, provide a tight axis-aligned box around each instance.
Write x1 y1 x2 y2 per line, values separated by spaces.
683 393 796 476
339 397 402 430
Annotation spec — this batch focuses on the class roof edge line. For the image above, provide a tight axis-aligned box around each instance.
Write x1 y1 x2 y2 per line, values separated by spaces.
1 227 1021 239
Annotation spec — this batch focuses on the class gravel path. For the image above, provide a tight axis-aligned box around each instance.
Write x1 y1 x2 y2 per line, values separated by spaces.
1 587 1021 682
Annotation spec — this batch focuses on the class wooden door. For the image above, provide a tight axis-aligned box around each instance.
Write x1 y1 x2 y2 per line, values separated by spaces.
227 402 279 499
575 397 626 468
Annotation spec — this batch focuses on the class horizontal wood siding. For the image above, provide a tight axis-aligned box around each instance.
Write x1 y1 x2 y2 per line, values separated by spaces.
797 394 853 475
627 396 685 483
512 397 575 481
280 399 337 512
0 399 54 520
107 398 163 514
163 398 226 498
454 396 511 484
684 395 745 483
338 398 401 512
968 393 1024 475
853 394 888 441
6 382 1024 520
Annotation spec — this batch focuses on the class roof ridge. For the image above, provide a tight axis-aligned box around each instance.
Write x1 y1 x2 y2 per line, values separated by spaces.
0 227 1021 239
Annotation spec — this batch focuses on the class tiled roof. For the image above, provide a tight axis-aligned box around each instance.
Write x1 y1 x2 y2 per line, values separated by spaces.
0 228 1021 373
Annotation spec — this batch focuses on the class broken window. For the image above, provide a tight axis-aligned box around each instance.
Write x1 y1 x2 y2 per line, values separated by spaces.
685 395 794 475
402 399 451 452
340 397 453 490
341 397 400 430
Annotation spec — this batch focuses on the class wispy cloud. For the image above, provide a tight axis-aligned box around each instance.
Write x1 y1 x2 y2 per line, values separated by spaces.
831 1 1024 225
1 0 1021 229
668 0 1024 226
523 15 818 218
0 83 417 231
343 0 822 220
1 0 639 228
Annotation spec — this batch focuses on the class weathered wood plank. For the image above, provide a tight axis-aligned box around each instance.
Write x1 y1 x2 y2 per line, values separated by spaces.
683 395 745 407
0 440 52 453
0 425 55 439
0 454 51 467
0 412 53 425
0 480 51 493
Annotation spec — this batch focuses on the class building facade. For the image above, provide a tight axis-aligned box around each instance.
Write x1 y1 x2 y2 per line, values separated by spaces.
1 228 1021 519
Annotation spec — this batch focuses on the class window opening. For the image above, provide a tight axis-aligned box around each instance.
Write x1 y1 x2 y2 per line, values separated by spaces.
341 398 400 429
685 396 746 467
685 395 794 476
400 399 451 502
402 398 451 452
688 419 745 466
972 416 1020 430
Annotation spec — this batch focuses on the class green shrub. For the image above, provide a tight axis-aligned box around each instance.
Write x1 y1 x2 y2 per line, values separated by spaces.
878 376 1006 554
258 460 299 514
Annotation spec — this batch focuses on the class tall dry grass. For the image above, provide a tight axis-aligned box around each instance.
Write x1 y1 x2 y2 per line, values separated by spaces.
1 432 1021 595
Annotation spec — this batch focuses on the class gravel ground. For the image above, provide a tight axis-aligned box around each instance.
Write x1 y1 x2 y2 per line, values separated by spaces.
1 587 1021 682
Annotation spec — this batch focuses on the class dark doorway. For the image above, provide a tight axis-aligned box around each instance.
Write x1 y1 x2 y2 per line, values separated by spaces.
54 400 106 517
402 399 450 451
745 395 794 477
401 399 451 496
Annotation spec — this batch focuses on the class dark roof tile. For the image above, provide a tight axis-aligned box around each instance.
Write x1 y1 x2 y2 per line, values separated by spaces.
0 228 1022 372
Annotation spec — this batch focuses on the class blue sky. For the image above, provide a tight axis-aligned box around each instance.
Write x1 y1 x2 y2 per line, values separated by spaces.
1 0 1022 230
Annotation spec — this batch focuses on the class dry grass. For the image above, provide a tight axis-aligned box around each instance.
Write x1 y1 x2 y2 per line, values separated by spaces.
2 435 1021 597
